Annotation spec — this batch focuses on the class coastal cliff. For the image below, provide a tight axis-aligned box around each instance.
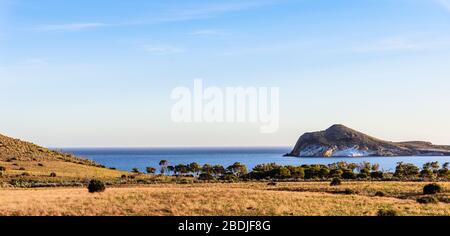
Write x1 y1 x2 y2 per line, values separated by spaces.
287 124 450 157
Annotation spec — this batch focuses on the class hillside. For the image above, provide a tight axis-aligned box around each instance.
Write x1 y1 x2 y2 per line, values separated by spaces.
0 133 98 166
0 133 130 179
288 124 450 157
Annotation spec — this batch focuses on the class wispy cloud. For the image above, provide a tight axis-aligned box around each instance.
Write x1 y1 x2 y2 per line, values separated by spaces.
34 0 282 32
143 45 184 55
35 22 107 31
352 35 450 53
24 58 49 66
190 29 228 36
436 0 450 12
354 38 419 53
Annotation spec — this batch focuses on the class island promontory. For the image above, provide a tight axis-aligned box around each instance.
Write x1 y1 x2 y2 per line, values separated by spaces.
287 124 450 157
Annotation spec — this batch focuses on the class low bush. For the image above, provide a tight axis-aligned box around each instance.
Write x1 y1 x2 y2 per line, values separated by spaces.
330 178 342 186
416 196 438 204
19 167 26 171
375 191 386 197
49 172 57 177
423 183 442 195
357 173 368 179
344 188 356 195
87 179 106 193
121 174 127 179
370 171 384 179
220 173 240 182
0 166 6 171
267 182 277 186
377 209 398 216
38 163 44 167
342 171 356 179
198 173 215 181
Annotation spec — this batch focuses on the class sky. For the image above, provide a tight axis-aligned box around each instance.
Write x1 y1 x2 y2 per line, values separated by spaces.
1 0 450 147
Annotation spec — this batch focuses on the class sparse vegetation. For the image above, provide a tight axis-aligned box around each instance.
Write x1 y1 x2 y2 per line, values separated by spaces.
377 209 398 216
1 182 449 216
416 196 438 204
330 178 342 186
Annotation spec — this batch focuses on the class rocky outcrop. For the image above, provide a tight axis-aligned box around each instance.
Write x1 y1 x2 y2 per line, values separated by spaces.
287 124 450 157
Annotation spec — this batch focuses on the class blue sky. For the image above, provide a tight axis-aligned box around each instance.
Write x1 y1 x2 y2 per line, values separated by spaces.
1 0 450 147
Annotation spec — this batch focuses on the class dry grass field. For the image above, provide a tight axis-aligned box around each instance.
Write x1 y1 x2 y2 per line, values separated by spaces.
0 182 449 216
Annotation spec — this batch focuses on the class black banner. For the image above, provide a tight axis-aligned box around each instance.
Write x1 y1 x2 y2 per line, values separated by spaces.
0 217 448 235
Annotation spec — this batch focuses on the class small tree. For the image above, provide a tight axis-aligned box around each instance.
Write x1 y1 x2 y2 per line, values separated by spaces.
275 167 291 179
212 165 226 178
202 164 214 175
159 160 169 175
174 164 188 176
146 167 156 174
394 162 419 179
188 162 201 176
132 168 140 173
227 162 248 178
167 166 175 176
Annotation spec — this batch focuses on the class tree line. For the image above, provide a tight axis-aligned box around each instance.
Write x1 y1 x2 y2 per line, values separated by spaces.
136 160 450 181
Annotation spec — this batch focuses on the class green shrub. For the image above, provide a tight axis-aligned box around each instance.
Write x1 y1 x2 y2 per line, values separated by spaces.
377 209 398 216
198 173 215 181
121 174 127 179
342 170 356 179
423 183 442 195
394 162 419 178
88 179 106 193
319 168 330 178
357 173 368 179
360 168 371 175
220 173 240 182
375 191 386 197
330 169 343 178
437 169 449 178
131 168 140 173
416 196 438 204
330 178 342 186
370 171 384 179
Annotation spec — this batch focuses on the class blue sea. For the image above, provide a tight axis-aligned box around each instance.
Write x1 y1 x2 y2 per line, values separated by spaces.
61 147 450 173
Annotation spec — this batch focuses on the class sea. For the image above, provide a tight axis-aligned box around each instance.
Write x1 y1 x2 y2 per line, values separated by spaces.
61 147 450 173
